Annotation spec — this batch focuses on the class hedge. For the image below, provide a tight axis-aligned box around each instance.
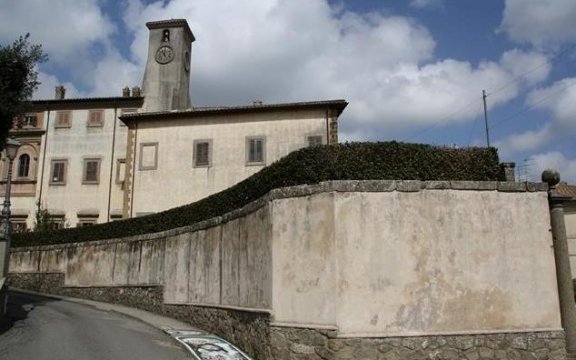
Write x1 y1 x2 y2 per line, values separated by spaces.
13 142 501 247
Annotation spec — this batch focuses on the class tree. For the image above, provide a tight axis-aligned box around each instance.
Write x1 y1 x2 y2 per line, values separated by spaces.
0 34 46 149
33 202 54 232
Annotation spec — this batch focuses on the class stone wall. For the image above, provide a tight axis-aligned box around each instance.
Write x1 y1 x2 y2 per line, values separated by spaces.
270 327 567 360
8 181 566 360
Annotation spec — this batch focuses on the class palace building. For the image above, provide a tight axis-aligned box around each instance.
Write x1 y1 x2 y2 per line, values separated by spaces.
1 19 347 230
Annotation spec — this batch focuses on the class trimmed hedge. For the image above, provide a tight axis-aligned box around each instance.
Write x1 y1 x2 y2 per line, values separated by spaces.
13 142 500 247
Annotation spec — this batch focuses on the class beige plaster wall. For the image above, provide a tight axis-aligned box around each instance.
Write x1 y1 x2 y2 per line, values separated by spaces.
270 189 560 336
37 108 128 225
9 184 561 337
131 109 327 215
10 203 272 310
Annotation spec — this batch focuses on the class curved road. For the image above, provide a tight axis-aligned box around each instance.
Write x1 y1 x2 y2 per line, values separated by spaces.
0 291 189 360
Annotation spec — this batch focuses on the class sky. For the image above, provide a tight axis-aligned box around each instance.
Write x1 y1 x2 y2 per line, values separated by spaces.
0 0 575 182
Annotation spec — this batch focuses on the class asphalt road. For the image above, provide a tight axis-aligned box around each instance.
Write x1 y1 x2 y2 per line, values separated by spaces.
0 291 189 360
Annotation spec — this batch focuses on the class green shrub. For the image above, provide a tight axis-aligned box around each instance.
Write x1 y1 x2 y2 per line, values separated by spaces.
13 142 500 247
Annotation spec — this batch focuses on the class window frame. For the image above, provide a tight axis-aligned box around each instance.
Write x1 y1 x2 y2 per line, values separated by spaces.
49 159 68 185
87 110 104 128
82 158 101 184
116 158 126 184
77 217 98 227
17 153 31 178
55 111 71 128
10 217 28 233
245 136 266 166
48 216 65 230
193 139 212 168
139 142 159 171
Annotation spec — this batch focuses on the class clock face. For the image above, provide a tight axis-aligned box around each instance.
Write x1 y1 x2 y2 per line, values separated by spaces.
155 45 174 64
184 51 190 72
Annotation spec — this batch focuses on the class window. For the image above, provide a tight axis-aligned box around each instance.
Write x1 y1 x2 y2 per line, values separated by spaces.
23 114 38 127
50 160 67 185
55 111 71 128
17 154 30 178
246 137 265 165
83 158 101 184
116 158 126 184
11 219 28 233
77 219 97 227
307 136 323 147
87 110 104 127
15 114 38 129
194 140 212 167
139 143 158 170
48 218 65 230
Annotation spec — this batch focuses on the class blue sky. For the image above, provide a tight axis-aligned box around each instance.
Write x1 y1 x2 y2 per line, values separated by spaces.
1 0 575 182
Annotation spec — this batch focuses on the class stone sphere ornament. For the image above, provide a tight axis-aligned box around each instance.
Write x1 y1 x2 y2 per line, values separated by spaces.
541 169 560 187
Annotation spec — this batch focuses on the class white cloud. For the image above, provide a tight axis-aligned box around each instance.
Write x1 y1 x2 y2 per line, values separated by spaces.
4 0 544 140
530 151 576 183
500 0 576 47
0 0 114 65
495 125 553 158
116 0 536 139
527 78 576 130
410 0 443 9
34 71 83 100
500 49 550 85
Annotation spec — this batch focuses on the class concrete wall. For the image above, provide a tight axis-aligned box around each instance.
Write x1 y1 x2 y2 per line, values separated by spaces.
10 204 272 310
271 184 560 337
9 181 561 341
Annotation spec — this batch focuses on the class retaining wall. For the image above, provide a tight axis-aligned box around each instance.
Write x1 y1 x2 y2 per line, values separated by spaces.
8 180 566 359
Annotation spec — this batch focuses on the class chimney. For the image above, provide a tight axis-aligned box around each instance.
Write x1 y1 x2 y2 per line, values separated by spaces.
132 86 141 97
122 86 131 97
501 162 516 182
54 85 66 100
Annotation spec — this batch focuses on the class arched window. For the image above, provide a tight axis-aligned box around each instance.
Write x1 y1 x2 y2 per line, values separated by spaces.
18 154 30 178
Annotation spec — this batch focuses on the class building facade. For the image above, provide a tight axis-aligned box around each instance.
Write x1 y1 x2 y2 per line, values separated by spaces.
0 19 347 230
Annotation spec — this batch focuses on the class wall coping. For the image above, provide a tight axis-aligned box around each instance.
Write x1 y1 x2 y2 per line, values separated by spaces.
12 180 548 252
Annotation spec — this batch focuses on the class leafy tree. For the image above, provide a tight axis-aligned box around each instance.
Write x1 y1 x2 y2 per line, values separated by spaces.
33 202 54 232
0 34 46 149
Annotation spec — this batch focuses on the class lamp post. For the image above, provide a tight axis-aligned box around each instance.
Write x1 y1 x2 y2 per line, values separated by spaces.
0 137 21 317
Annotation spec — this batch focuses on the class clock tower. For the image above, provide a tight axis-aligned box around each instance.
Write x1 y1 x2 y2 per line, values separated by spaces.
141 19 195 112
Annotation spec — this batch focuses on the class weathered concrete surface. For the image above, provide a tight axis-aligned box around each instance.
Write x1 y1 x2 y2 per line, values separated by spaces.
332 190 560 336
10 201 273 310
7 182 564 359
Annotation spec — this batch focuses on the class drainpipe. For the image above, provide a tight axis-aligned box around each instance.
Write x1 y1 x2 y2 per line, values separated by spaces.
542 169 576 360
37 109 50 206
106 105 118 222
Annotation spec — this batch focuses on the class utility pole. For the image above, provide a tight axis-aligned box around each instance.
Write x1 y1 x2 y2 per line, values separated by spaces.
482 90 491 147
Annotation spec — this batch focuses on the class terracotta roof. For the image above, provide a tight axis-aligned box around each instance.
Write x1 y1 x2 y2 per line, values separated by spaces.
120 99 348 124
557 183 576 199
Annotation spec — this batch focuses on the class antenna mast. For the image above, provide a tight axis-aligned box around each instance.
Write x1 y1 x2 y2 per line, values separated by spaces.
482 89 491 147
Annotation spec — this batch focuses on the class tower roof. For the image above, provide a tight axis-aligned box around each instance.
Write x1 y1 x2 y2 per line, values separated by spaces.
146 19 195 42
